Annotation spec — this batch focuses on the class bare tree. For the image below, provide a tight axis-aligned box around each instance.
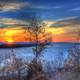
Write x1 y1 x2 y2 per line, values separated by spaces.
24 16 52 80
27 18 51 59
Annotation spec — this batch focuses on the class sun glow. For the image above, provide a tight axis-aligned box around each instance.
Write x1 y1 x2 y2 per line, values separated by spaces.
0 28 25 43
0 18 78 43
45 27 65 35
0 25 77 43
0 26 66 43
5 30 16 36
4 28 24 36
4 38 14 43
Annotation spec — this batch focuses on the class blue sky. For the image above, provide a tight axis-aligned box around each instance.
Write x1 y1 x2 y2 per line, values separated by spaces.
0 0 80 20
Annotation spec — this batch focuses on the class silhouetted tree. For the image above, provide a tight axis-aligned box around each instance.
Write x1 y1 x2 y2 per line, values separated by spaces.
25 15 52 80
27 18 51 59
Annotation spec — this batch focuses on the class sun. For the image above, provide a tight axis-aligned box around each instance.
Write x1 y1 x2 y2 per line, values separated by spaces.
4 38 14 43
3 28 23 43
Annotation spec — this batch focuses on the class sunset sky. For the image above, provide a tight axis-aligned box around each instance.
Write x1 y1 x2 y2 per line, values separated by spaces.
0 0 80 43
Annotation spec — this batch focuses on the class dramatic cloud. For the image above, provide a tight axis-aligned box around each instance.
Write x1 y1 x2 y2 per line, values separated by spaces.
0 2 29 12
0 18 29 28
50 16 80 28
49 16 80 41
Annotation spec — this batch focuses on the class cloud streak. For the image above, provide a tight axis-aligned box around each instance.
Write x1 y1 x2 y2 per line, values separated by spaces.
50 16 80 28
30 5 62 10
0 18 29 29
69 7 80 11
0 2 29 12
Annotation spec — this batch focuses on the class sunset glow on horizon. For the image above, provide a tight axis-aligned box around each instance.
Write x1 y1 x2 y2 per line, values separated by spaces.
0 25 79 43
0 18 79 43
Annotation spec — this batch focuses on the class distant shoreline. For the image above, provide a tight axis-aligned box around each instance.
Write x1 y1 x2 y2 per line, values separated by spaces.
0 42 79 48
0 42 51 48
